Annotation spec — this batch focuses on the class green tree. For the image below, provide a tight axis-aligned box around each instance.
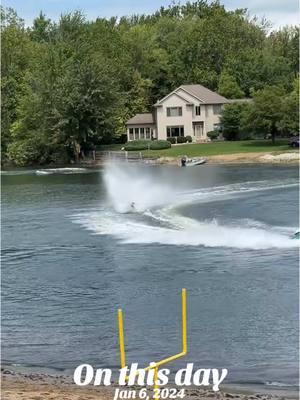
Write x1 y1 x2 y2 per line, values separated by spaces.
268 26 299 76
218 71 245 98
7 75 56 166
225 49 294 96
30 11 52 42
241 86 286 143
1 7 34 161
221 102 250 140
279 79 299 135
7 12 122 165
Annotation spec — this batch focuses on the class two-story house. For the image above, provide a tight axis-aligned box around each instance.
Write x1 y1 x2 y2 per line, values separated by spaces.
126 84 230 142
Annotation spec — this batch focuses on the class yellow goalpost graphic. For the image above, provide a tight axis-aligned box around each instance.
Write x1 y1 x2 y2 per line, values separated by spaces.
117 288 188 398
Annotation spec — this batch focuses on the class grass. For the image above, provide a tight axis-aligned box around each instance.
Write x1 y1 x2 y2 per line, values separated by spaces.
141 139 293 158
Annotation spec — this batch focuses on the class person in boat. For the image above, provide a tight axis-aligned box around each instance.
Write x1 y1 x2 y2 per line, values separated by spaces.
181 156 187 167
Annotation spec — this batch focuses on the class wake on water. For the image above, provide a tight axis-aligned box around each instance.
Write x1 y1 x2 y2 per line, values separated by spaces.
71 162 299 250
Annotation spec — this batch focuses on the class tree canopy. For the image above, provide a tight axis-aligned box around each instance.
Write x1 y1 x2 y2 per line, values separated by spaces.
242 84 299 143
1 2 299 165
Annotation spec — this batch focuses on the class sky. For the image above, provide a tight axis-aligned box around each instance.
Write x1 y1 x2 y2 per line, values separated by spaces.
2 0 299 29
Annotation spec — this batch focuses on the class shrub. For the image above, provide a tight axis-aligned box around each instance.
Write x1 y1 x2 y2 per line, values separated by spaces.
239 132 254 140
124 140 171 151
167 137 176 144
149 140 171 150
7 134 56 166
124 140 151 151
222 131 238 141
207 131 219 140
115 134 128 144
185 135 193 143
176 136 187 144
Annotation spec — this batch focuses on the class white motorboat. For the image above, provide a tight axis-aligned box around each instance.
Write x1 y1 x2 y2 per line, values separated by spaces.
182 158 206 167
186 158 206 166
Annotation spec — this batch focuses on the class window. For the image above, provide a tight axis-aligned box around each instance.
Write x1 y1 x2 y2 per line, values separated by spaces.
213 123 221 131
134 128 139 140
140 127 145 139
195 106 201 116
129 128 134 140
167 107 182 117
145 127 151 139
213 104 222 115
167 126 184 137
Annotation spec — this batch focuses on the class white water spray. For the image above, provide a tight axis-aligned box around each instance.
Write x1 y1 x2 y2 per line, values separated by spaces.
103 162 177 213
72 163 298 250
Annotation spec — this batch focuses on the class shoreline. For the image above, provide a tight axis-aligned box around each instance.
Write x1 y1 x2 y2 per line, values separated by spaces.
2 368 298 400
1 151 299 171
154 152 299 165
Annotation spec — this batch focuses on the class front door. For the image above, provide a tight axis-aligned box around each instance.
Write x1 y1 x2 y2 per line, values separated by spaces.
194 122 204 139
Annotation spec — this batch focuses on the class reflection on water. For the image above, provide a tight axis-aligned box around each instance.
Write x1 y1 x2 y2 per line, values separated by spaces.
2 164 299 389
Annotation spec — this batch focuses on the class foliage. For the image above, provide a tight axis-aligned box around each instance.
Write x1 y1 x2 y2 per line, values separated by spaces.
124 140 151 151
241 86 288 143
218 71 245 98
167 137 176 144
1 7 33 161
1 3 298 165
207 131 219 140
124 139 171 151
221 102 250 140
168 136 192 144
149 140 171 150
279 79 299 135
176 136 188 144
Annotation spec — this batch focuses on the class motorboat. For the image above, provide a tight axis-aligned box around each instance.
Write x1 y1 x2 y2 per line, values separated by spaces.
186 158 206 166
181 157 206 167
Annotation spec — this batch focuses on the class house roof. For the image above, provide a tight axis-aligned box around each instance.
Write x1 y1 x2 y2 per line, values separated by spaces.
179 84 229 104
126 113 155 125
154 84 229 105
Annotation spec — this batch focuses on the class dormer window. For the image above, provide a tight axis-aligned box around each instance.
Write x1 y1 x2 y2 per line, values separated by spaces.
195 105 201 116
167 107 182 117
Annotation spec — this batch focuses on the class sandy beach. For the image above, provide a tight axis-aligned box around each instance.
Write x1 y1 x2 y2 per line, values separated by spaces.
2 369 298 400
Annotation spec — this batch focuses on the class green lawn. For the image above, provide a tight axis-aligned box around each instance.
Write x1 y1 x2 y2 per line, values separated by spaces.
142 140 292 158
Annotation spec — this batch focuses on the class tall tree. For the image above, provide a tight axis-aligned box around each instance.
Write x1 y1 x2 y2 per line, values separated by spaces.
30 11 52 42
218 71 245 98
279 78 299 135
221 102 250 140
241 86 286 143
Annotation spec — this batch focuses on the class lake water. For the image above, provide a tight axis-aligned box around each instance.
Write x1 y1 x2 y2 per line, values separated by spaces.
2 163 299 390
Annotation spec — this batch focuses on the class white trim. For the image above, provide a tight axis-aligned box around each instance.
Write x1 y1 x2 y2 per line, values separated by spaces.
155 89 194 106
177 86 205 103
